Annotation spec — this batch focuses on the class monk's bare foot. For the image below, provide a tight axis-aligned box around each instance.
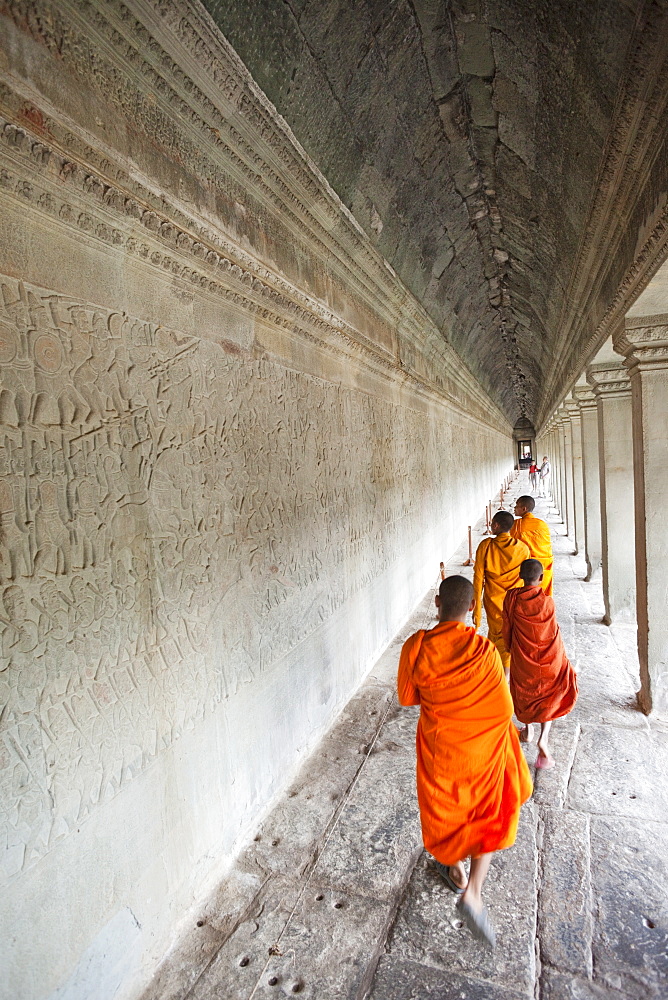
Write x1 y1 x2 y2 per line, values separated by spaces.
459 886 483 916
450 861 467 890
535 752 555 769
519 724 535 744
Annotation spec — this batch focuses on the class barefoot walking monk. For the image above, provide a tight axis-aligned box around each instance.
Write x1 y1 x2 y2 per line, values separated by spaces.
398 575 533 947
502 559 578 768
473 511 530 674
511 495 554 596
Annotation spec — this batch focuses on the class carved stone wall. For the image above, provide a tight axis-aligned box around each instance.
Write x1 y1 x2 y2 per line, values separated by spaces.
0 3 512 999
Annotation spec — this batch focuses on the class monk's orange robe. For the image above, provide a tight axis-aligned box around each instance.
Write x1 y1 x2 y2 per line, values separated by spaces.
398 622 533 865
473 533 530 670
502 585 578 724
510 512 554 596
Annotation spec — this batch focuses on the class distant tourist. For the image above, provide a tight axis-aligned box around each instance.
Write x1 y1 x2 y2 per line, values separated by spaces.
398 575 532 948
538 455 551 497
529 460 539 492
502 560 578 768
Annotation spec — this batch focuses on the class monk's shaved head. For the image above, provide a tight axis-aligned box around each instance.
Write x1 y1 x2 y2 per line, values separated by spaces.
438 575 474 619
492 510 515 533
516 495 535 512
520 559 544 584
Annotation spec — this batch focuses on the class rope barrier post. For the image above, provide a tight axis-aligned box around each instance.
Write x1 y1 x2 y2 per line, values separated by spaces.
463 525 473 566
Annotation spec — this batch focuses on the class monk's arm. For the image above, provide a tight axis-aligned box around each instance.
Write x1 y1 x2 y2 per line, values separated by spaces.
397 632 421 706
472 542 485 629
540 522 553 556
501 593 513 652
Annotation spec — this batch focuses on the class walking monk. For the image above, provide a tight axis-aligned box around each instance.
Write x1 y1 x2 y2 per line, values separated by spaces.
511 495 553 596
398 576 532 946
473 511 530 674
502 559 578 768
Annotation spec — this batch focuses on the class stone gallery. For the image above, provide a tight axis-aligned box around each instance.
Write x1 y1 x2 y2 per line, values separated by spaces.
0 1 667 998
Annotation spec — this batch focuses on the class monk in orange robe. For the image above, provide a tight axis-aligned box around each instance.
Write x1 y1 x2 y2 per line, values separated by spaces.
473 510 530 673
398 575 533 947
502 559 578 768
510 495 554 596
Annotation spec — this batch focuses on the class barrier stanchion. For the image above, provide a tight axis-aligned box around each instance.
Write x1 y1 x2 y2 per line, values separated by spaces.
462 526 473 566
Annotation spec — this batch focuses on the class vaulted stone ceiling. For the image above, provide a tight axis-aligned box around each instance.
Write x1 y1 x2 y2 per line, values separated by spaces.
201 0 668 425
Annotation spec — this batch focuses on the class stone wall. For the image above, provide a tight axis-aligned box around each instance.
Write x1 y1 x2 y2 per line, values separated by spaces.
0 3 512 998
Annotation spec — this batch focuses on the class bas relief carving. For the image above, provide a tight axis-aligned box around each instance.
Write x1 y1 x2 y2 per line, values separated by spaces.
0 275 505 879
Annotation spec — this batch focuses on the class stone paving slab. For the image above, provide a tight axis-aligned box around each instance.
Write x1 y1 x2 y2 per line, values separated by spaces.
187 875 302 1000
566 725 668 823
251 883 392 999
540 970 629 1000
589 815 668 998
531 717 580 809
369 956 520 999
376 702 419 750
311 732 422 902
386 805 538 997
538 809 592 977
139 869 265 1000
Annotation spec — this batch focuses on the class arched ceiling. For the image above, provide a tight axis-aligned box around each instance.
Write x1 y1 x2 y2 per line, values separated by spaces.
201 0 668 424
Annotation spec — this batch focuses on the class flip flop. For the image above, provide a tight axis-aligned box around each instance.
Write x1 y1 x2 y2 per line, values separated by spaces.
456 897 497 948
434 860 465 894
535 753 555 769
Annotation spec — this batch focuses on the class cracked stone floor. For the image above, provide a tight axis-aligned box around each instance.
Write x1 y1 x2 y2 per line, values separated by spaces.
142 476 668 1000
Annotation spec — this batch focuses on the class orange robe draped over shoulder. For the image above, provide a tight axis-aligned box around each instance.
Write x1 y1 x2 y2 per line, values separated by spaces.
398 621 532 865
510 512 554 596
473 533 530 669
502 585 578 724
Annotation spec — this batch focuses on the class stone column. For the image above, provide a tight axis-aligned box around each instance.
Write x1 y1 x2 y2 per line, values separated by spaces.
565 400 585 555
559 409 575 540
587 362 635 624
555 414 566 523
545 421 557 505
572 385 601 579
615 321 668 715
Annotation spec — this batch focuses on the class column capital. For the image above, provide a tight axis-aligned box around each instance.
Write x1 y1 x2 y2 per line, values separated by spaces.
564 399 581 421
614 318 668 372
572 385 597 410
586 362 631 398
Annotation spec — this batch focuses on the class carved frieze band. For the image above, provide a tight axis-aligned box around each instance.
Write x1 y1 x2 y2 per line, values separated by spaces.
0 271 510 879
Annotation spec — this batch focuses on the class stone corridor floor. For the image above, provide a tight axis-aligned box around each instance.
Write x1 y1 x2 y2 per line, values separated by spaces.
143 476 668 1000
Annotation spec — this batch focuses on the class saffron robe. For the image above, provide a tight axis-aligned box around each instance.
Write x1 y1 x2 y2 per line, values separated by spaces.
502 585 578 724
473 533 530 669
510 512 554 596
398 621 532 864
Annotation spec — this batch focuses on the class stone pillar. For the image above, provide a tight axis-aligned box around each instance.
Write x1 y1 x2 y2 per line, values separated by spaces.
587 362 635 624
573 385 601 579
555 414 566 522
559 409 575 540
552 422 560 508
545 421 557 504
565 400 585 555
615 321 668 715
